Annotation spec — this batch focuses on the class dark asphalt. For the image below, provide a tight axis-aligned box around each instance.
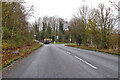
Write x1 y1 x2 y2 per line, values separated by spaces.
3 44 118 78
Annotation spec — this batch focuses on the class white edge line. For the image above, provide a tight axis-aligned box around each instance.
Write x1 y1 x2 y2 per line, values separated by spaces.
74 56 97 69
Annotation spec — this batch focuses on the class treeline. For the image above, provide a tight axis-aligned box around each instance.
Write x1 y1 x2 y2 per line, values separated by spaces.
2 2 34 49
69 4 118 50
4 2 117 51
32 16 70 42
33 4 118 50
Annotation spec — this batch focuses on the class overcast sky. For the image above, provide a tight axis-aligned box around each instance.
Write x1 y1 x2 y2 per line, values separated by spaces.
24 0 119 23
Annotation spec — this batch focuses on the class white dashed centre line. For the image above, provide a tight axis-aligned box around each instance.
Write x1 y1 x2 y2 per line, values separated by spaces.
67 52 71 54
74 56 97 69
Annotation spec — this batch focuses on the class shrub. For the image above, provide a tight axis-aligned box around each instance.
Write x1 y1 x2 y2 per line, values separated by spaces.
2 40 9 49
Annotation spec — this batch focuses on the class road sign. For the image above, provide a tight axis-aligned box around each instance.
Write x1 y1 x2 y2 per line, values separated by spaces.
57 36 59 40
70 38 71 42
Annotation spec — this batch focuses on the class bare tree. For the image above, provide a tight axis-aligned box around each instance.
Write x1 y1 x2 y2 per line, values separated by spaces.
109 0 120 10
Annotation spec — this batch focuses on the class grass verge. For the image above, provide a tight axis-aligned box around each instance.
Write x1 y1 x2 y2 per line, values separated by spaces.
1 44 43 70
65 44 120 56
50 42 75 45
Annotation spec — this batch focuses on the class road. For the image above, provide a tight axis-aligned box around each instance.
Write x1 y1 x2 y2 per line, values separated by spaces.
3 44 118 78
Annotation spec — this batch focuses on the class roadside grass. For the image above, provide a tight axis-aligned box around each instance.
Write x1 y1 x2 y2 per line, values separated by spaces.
1 44 43 70
50 42 66 44
65 45 120 56
50 42 75 45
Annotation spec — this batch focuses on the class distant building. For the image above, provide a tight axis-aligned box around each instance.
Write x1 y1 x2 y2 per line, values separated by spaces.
58 18 70 31
63 21 69 31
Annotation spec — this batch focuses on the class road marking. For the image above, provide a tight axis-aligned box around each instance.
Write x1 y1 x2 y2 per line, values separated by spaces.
74 56 97 69
67 52 71 54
